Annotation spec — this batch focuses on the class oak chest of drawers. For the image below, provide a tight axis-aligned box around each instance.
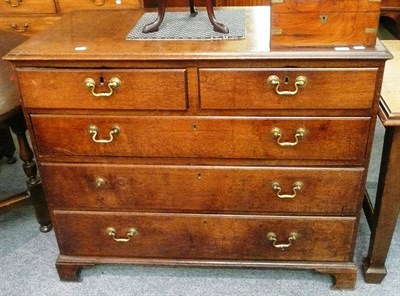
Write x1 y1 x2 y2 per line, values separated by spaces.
4 7 390 289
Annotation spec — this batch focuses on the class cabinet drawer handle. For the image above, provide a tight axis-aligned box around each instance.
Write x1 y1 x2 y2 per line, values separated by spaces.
88 125 120 143
107 227 137 242
266 232 298 249
272 181 304 199
267 75 307 96
5 0 22 7
11 23 28 33
84 77 121 97
271 127 307 147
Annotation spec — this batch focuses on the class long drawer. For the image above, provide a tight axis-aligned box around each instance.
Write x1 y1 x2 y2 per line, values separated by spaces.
42 163 364 215
0 0 56 14
57 0 142 13
199 68 378 110
18 69 188 110
0 16 60 37
55 211 356 262
31 115 370 162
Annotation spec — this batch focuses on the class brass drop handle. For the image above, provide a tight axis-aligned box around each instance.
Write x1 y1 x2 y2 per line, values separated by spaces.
107 227 137 243
267 75 307 96
11 23 28 33
271 127 307 147
84 77 121 97
88 125 120 143
266 232 299 249
5 0 22 7
272 181 304 199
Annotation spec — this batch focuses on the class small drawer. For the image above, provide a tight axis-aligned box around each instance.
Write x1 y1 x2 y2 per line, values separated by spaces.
0 16 60 37
0 0 56 14
270 11 379 47
31 115 371 162
199 68 378 110
18 69 188 110
55 211 356 262
42 163 364 215
269 0 381 12
57 0 142 13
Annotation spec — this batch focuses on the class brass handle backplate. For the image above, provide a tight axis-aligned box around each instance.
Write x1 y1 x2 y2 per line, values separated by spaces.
11 23 28 33
271 127 307 147
107 227 137 243
84 77 121 97
5 0 22 7
267 75 307 96
266 232 299 249
88 125 120 143
272 181 304 199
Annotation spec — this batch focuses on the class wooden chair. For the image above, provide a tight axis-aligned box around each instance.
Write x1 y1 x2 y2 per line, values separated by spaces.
0 30 52 232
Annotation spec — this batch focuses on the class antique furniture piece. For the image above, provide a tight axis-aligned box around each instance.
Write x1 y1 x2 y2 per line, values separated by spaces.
380 0 400 36
0 30 52 232
269 0 382 47
4 7 390 289
142 0 229 33
363 40 400 284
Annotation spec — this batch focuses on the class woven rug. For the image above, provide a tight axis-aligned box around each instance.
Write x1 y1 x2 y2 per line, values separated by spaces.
126 9 245 40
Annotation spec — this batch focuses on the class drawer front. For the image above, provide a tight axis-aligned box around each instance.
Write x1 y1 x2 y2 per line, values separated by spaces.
42 164 364 215
55 211 356 261
18 69 187 110
271 11 379 47
32 115 370 162
0 16 60 37
269 0 381 12
57 0 142 13
0 0 56 14
199 68 377 110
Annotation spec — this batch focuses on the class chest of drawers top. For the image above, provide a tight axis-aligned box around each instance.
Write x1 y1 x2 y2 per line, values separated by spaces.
4 7 390 66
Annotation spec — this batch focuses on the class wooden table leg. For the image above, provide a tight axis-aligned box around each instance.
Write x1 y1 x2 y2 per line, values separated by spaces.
205 0 229 33
363 126 400 283
142 0 166 33
8 112 52 233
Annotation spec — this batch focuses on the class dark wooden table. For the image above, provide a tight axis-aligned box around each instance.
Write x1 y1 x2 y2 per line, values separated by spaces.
363 39 400 283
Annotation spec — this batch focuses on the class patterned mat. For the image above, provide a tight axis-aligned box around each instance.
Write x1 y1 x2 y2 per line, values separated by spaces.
126 9 245 40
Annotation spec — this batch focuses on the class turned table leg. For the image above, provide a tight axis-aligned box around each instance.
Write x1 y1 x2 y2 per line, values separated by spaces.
205 0 229 33
363 126 400 283
189 0 198 17
8 112 52 233
142 0 166 33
